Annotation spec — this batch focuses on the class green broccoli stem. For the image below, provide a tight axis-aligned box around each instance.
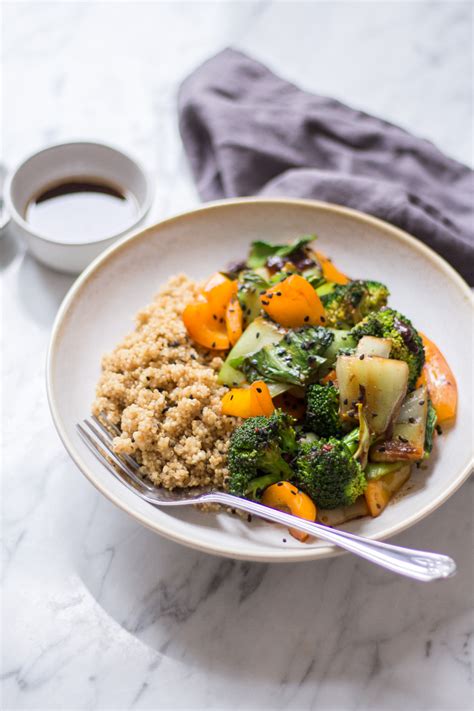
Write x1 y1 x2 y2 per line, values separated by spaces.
245 472 284 499
342 428 359 456
365 461 406 480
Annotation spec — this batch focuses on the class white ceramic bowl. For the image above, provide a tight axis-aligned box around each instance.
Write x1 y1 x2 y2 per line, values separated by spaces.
5 141 152 274
47 198 474 562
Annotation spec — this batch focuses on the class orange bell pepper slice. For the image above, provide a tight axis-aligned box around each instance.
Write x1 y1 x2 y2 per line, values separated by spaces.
417 333 457 423
320 369 337 385
221 381 274 418
273 393 306 421
262 481 317 542
183 299 230 351
314 250 349 285
260 274 326 328
225 295 243 346
203 272 237 318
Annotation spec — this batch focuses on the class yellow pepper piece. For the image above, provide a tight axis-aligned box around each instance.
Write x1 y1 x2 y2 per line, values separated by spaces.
262 481 317 542
182 299 230 350
203 272 237 319
221 381 274 418
417 332 457 423
260 274 326 328
314 250 350 285
225 295 243 346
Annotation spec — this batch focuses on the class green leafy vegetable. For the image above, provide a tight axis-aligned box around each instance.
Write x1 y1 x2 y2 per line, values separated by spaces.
247 235 316 269
240 326 333 387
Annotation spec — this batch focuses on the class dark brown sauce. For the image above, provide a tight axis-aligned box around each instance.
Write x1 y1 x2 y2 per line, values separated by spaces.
26 179 138 243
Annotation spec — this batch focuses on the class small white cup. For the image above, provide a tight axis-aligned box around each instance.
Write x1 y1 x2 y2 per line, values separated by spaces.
5 141 152 274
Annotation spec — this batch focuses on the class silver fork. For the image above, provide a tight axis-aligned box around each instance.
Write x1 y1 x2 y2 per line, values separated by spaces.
77 416 456 582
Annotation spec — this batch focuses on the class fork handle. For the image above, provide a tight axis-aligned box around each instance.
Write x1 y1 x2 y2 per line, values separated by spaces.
203 492 456 582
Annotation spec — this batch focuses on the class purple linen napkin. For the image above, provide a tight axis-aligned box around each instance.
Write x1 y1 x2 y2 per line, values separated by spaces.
178 49 474 284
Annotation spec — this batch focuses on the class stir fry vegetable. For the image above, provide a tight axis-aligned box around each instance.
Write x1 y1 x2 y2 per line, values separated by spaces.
181 235 457 535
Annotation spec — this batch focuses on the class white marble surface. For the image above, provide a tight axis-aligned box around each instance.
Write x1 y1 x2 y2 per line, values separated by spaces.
1 2 473 710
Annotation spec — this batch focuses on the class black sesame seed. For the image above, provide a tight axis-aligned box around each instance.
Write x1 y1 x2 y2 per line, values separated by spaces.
436 424 443 435
212 314 217 320
231 509 237 515
277 482 283 487
256 332 260 339
276 291 282 296
261 300 269 306
343 398 348 405
291 490 297 496
320 316 326 323
230 395 234 400
256 387 262 393
419 400 425 406
267 294 274 299
408 417 416 424
304 316 310 323
398 436 408 443
282 538 287 543
247 514 252 523
359 354 365 360
378 446 386 452
211 342 216 348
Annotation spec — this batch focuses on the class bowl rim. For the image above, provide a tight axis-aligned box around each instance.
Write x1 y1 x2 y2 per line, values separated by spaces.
46 197 474 562
4 139 153 247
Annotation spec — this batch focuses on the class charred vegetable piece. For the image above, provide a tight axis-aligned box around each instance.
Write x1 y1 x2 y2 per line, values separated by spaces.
364 464 411 517
370 386 428 462
321 280 389 329
241 326 333 387
227 410 297 497
318 496 369 526
351 307 424 389
336 355 409 435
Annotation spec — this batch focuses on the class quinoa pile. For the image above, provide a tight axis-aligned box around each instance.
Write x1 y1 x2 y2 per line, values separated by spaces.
92 274 238 489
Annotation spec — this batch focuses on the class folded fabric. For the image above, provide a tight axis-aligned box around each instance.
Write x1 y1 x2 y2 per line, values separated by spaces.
178 48 474 284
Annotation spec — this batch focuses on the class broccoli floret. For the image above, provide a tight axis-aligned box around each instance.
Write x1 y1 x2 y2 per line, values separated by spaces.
306 383 346 438
350 307 424 389
321 280 389 329
241 326 334 387
296 433 367 509
228 410 297 498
